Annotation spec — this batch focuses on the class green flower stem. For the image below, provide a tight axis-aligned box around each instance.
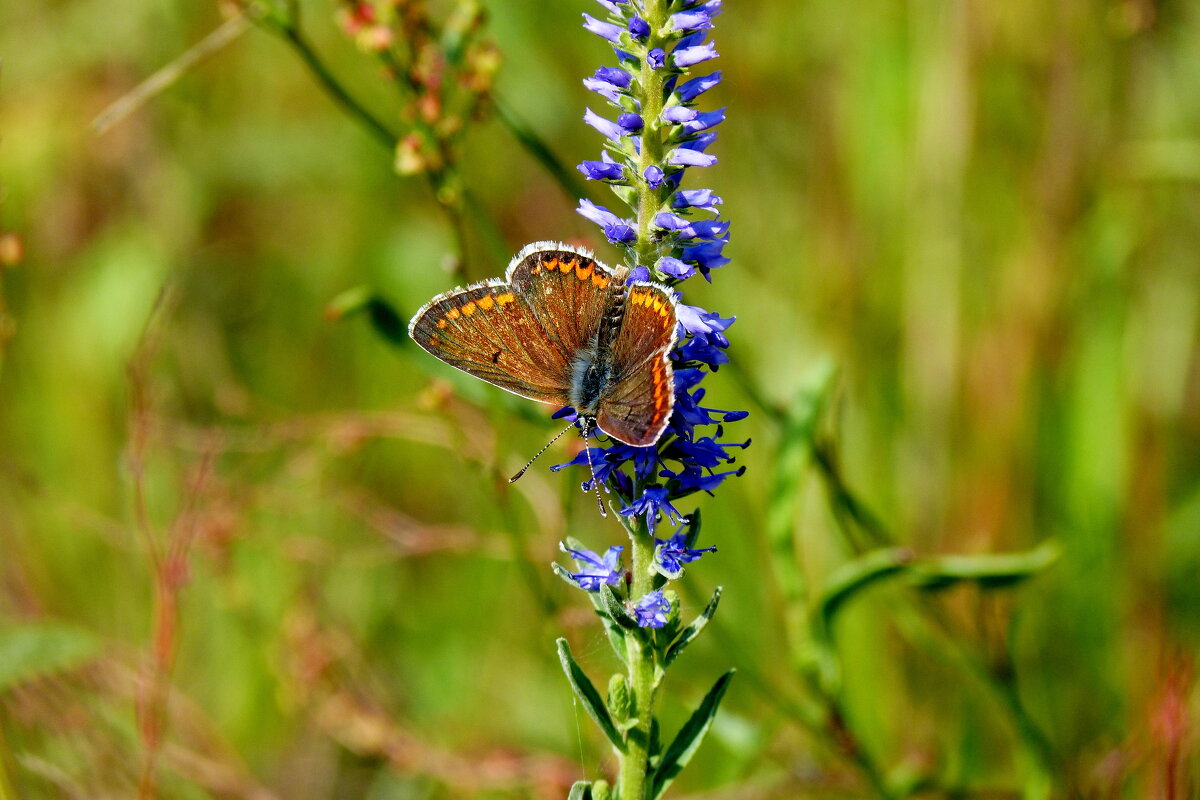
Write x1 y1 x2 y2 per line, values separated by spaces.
619 4 670 797
619 6 673 796
620 514 658 800
634 0 671 273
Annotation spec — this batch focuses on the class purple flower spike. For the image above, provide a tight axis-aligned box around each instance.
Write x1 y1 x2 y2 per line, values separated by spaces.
632 591 671 628
560 543 624 591
582 13 624 43
584 108 625 141
560 0 746 595
673 41 719 68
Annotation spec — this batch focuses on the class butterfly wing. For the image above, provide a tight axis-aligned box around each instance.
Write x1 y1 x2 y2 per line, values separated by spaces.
507 242 617 360
595 282 678 447
408 278 573 404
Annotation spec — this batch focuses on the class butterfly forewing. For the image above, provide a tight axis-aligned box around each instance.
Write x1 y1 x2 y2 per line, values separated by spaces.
408 279 573 404
508 246 616 359
595 282 678 447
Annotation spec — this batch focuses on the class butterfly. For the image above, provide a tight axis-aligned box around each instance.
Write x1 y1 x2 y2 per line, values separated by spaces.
408 241 678 454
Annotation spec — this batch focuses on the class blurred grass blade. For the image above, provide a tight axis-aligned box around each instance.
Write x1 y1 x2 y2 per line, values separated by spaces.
765 359 837 671
567 781 593 800
663 586 722 669
494 97 590 202
815 547 915 639
909 540 1062 590
326 286 409 346
0 624 100 691
556 638 625 753
649 669 735 800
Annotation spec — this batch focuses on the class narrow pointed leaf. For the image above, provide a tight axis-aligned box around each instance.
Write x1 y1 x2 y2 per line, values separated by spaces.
649 669 735 799
663 586 722 668
567 781 593 800
556 638 626 752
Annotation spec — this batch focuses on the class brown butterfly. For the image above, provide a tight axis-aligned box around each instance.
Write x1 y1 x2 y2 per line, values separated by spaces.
408 242 677 453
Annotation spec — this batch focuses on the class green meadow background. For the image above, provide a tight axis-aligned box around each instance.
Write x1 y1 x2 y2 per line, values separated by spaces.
2 1 1199 797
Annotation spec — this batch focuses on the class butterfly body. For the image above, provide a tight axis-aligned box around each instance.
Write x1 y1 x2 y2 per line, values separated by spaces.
408 242 677 447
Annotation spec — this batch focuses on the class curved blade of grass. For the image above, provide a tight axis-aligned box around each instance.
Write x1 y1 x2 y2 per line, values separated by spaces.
909 540 1061 590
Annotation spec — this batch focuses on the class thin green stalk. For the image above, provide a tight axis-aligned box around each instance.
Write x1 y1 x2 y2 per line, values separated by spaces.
633 1 670 272
270 22 398 149
620 514 658 800
494 97 591 203
616 4 671 797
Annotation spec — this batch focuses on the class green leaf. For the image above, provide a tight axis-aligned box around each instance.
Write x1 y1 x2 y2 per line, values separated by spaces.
567 781 593 800
663 586 722 669
0 623 101 692
649 670 735 800
909 540 1061 590
556 638 625 753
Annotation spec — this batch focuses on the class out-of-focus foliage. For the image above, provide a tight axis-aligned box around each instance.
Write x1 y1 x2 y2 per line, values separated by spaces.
1 0 1198 798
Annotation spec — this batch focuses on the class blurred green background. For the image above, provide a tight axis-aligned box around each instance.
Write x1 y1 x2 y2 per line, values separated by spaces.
2 0 1199 798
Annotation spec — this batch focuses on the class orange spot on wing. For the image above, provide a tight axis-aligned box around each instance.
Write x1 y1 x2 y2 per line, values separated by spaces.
560 257 577 274
497 292 515 305
652 297 664 312
447 308 460 319
462 301 477 316
544 257 559 272
437 318 447 329
576 261 594 281
429 335 440 347
592 273 609 289
477 295 495 310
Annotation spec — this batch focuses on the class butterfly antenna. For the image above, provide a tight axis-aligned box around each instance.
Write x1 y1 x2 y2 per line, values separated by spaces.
580 419 608 518
509 420 576 483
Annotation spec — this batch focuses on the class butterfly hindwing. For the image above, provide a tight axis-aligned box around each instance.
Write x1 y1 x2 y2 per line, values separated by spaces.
408 279 573 405
595 282 678 447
